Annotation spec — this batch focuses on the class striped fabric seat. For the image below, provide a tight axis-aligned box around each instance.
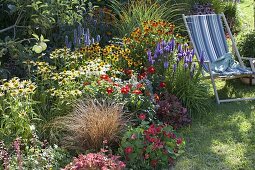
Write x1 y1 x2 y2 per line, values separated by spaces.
186 14 252 76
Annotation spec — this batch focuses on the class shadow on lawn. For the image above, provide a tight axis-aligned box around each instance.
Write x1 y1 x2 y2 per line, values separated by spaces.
175 80 255 170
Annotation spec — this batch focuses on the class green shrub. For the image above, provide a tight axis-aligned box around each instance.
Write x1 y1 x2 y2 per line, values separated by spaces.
118 122 185 169
223 2 242 34
237 30 255 64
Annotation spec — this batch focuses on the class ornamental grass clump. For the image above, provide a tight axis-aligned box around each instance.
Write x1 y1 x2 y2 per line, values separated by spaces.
53 100 128 151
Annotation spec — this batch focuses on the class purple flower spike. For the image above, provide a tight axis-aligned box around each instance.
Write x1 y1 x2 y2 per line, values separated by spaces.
159 49 164 55
164 61 169 69
177 53 183 58
178 44 182 53
154 53 158 59
96 35 101 43
147 49 152 62
164 45 171 53
184 63 189 69
170 38 175 51
65 35 69 47
73 29 78 46
199 51 205 64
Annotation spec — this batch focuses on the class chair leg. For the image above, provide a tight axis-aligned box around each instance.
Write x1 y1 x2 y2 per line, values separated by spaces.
210 76 220 104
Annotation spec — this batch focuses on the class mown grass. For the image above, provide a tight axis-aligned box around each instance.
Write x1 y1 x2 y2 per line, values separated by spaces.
175 79 255 170
175 1 255 169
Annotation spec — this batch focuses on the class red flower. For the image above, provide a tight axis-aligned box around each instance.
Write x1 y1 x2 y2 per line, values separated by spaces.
83 82 90 86
154 93 160 101
147 66 156 74
97 80 101 85
150 159 158 167
106 87 114 94
124 69 133 76
124 147 133 154
132 89 142 95
139 113 146 120
113 83 119 87
100 74 109 80
121 86 130 94
159 82 166 88
144 154 150 159
136 83 144 89
176 138 183 145
138 72 147 80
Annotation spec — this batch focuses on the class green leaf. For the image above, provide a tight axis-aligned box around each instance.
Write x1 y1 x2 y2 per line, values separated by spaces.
40 35 44 41
32 34 40 40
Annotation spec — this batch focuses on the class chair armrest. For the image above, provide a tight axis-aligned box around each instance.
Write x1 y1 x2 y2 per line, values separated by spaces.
241 57 255 61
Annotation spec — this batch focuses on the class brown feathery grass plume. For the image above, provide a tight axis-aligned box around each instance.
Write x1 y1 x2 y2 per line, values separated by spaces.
53 99 129 151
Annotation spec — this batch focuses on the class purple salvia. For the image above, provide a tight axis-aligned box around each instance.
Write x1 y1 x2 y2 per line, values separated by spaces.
164 61 169 69
164 45 170 53
184 43 188 51
176 57 180 63
82 28 85 35
184 63 189 69
73 29 78 46
177 44 182 53
159 49 164 55
65 35 69 48
168 38 175 52
96 35 101 43
84 33 90 46
199 51 205 64
91 38 95 44
77 24 82 39
191 49 195 58
162 40 167 48
147 49 152 63
77 38 81 46
68 42 72 49
86 28 90 39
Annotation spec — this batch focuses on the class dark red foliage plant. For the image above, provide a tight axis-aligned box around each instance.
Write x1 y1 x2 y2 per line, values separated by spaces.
156 92 191 129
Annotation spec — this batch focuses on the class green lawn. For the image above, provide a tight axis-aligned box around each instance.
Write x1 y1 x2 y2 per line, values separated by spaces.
175 80 255 169
238 0 254 31
175 1 255 169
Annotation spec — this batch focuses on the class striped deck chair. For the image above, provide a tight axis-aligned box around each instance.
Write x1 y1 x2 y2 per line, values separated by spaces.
182 13 255 104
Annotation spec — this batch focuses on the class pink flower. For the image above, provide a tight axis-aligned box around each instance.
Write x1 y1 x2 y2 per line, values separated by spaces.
139 113 146 120
124 147 133 154
176 138 183 145
131 134 137 140
150 159 158 167
144 154 150 159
